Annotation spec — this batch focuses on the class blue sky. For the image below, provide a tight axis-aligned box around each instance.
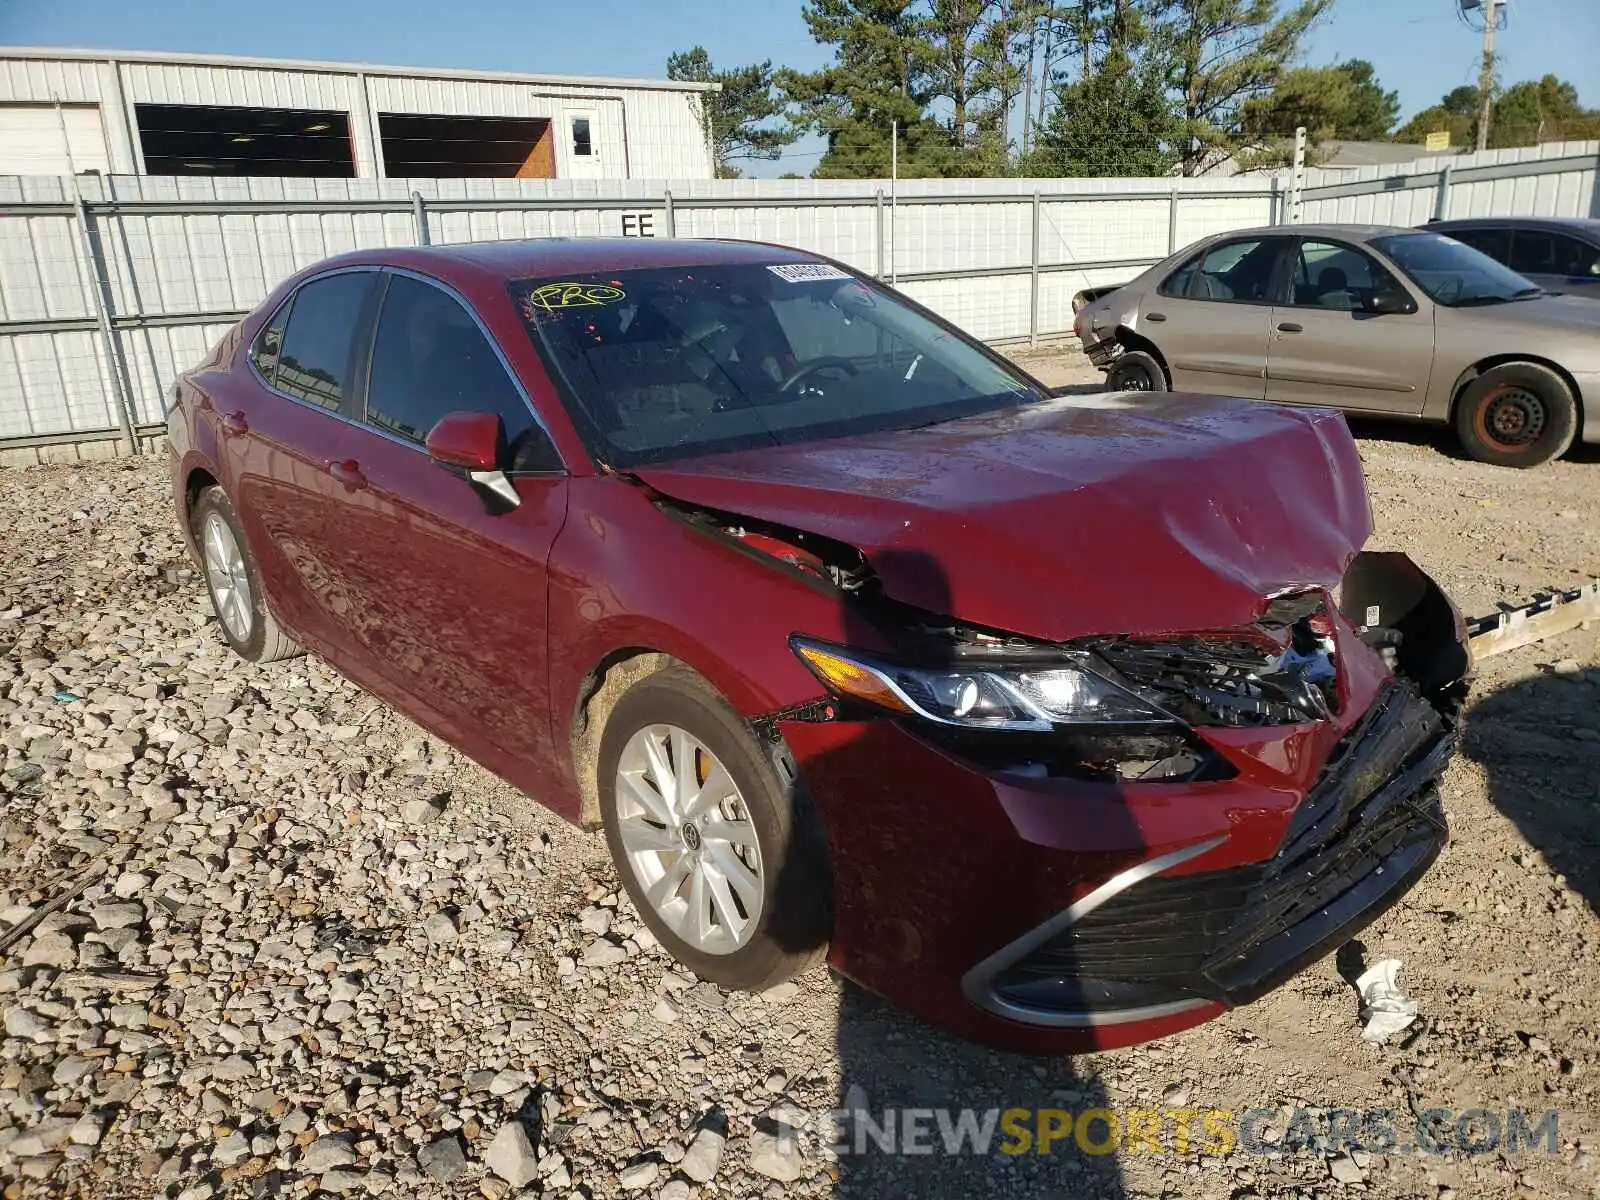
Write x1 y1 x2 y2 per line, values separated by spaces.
4 0 1597 176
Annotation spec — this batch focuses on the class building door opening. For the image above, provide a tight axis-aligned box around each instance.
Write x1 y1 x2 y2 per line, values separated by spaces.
378 113 556 178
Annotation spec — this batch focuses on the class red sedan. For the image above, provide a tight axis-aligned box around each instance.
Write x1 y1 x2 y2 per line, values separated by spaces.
168 238 1469 1053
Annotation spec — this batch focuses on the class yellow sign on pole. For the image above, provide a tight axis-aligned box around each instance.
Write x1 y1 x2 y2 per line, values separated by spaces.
1425 130 1451 152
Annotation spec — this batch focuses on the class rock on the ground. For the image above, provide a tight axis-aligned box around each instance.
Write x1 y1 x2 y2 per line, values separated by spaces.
418 1135 468 1182
302 1134 358 1173
681 1124 725 1183
618 1159 659 1190
485 1120 538 1188
746 1127 804 1183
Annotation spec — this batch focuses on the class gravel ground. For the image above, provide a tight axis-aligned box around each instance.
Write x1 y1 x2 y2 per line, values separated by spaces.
3 344 1599 1200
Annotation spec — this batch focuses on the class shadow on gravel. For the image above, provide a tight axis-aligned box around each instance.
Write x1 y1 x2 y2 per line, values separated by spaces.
780 548 1129 1199
1464 663 1600 915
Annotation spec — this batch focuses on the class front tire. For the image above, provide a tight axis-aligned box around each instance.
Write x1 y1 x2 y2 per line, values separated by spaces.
192 486 302 663
597 665 830 991
1106 350 1168 393
1454 363 1578 468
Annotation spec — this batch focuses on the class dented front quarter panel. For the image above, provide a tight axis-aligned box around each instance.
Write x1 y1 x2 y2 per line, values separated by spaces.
544 475 879 812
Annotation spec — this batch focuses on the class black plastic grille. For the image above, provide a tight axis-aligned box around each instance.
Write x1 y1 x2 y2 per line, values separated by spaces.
993 684 1452 1011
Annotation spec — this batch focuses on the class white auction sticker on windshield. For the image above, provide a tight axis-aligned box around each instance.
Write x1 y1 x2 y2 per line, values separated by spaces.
767 263 852 282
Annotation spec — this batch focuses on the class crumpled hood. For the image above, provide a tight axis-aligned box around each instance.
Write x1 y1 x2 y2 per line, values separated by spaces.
634 392 1372 641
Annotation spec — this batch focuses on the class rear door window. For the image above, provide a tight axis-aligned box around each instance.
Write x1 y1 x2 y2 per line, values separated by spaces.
1159 238 1282 303
365 273 559 471
1510 230 1600 278
275 272 378 413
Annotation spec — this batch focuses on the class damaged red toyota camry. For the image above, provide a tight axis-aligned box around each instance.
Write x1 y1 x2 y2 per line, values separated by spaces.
168 238 1470 1053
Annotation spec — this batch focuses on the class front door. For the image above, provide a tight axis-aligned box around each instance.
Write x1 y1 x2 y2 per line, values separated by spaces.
318 271 570 783
1140 236 1285 399
1265 238 1434 415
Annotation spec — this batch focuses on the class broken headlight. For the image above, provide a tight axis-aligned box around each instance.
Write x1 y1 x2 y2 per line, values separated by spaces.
790 638 1171 731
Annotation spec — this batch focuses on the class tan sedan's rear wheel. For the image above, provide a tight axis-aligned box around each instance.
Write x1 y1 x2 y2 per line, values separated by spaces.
1454 363 1578 469
1105 350 1167 393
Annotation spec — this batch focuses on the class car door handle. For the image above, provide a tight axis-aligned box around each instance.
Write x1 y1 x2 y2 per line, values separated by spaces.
219 411 248 436
1145 312 1167 322
1276 322 1303 333
327 459 367 492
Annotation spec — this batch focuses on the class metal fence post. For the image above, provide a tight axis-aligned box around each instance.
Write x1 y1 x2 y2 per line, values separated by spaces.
664 188 676 238
1433 165 1454 222
1167 184 1180 254
875 189 885 278
72 193 138 456
1029 192 1041 347
412 192 429 246
1270 176 1283 225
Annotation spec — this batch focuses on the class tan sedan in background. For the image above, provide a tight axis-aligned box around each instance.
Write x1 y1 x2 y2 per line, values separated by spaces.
1072 224 1600 467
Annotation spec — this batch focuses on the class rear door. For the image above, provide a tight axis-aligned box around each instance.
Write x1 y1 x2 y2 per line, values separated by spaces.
1265 238 1434 415
1508 228 1600 299
318 270 569 782
1139 236 1286 398
225 269 382 657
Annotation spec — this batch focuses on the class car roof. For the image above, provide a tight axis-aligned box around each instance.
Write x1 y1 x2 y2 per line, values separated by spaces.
307 237 826 286
1428 215 1600 239
1194 223 1414 244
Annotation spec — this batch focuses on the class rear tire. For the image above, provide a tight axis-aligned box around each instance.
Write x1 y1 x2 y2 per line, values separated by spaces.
1106 350 1168 393
597 665 830 991
1454 362 1578 468
192 486 302 663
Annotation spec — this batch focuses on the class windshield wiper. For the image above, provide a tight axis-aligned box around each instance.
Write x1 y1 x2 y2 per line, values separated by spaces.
1512 286 1544 299
1451 295 1514 307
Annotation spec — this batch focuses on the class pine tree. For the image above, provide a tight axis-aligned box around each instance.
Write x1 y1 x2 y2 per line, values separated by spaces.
779 0 961 177
666 48 801 178
1028 48 1178 175
1154 0 1333 175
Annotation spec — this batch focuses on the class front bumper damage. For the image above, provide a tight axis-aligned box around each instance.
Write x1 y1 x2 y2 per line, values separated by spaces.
772 551 1469 1054
969 682 1452 1026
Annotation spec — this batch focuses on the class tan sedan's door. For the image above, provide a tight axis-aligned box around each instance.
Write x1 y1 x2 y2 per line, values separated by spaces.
1265 238 1435 415
1141 236 1285 399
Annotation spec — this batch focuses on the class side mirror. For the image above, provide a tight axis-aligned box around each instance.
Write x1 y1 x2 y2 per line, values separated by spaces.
1363 289 1414 316
425 411 520 511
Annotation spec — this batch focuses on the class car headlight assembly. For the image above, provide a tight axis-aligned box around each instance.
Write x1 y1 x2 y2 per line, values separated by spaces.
790 638 1173 731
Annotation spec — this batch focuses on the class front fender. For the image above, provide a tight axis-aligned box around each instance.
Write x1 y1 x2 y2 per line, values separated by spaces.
546 476 862 813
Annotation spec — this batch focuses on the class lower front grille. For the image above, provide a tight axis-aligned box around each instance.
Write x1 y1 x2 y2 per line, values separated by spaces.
992 683 1452 1014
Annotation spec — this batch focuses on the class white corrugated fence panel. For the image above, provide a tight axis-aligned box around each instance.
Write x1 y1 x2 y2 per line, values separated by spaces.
0 156 1590 446
1299 140 1600 225
0 331 118 438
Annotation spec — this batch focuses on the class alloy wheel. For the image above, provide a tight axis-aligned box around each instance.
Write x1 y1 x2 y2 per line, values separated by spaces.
614 723 765 954
202 512 253 643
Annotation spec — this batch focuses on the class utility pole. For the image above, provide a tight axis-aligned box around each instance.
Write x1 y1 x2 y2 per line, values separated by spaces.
1476 0 1502 152
890 119 898 286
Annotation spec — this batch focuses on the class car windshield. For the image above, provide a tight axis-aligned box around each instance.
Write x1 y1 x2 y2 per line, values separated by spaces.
511 263 1039 467
1371 232 1543 307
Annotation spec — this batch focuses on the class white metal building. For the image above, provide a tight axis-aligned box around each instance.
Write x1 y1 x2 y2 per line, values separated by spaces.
0 47 717 180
